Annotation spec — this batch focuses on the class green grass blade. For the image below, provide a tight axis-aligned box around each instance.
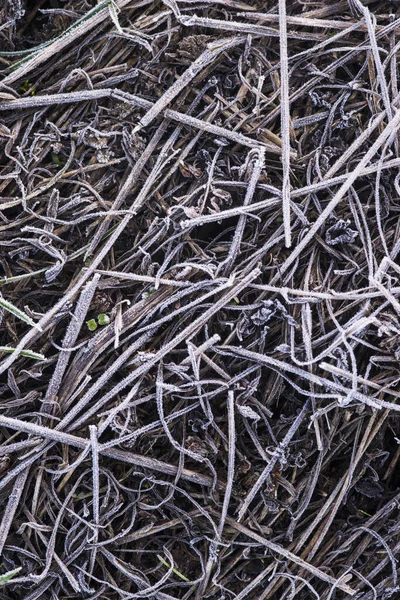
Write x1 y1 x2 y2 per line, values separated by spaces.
0 567 22 585
157 555 190 582
0 297 40 329
0 347 46 361
0 268 48 285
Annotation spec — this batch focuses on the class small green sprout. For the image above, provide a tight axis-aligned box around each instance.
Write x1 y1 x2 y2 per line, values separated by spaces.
97 313 110 326
19 80 35 95
86 319 98 332
51 151 63 168
142 287 156 299
86 314 110 332
227 297 240 306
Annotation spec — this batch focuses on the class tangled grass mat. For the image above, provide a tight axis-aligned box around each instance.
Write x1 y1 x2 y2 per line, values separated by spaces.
1 0 400 598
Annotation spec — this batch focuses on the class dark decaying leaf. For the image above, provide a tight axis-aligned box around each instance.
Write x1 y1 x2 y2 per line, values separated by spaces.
325 219 359 246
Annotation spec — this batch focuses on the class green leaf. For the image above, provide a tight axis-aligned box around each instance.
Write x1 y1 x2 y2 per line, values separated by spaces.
86 319 98 332
0 567 22 585
0 297 39 329
0 347 46 361
97 313 110 326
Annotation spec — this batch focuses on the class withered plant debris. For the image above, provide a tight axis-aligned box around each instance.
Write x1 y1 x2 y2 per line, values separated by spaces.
1 0 400 598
